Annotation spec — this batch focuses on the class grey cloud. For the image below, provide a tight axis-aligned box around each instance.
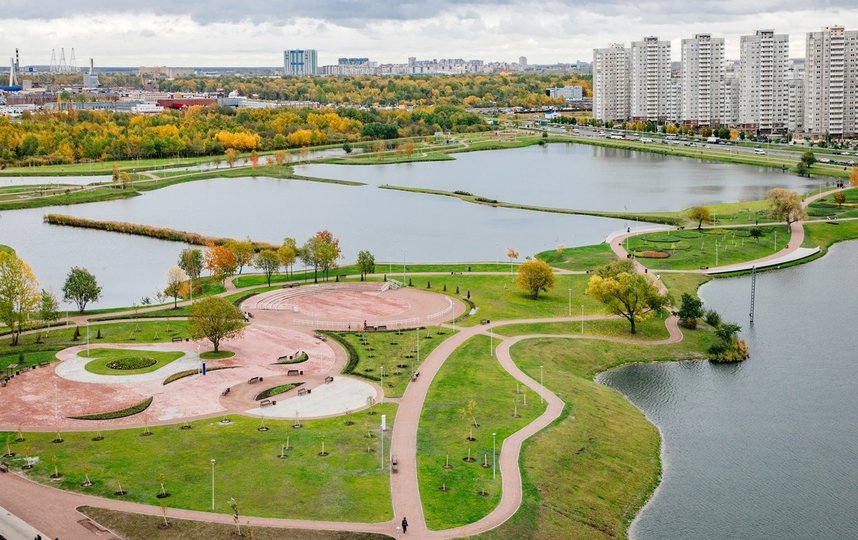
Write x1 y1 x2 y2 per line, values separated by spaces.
5 0 856 27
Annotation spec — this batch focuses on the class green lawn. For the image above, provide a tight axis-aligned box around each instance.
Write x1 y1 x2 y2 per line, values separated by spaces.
536 243 617 271
4 406 397 522
417 335 546 530
80 507 392 540
625 226 787 270
417 274 609 326
659 273 712 301
200 351 235 360
477 330 715 540
0 321 189 372
80 348 185 375
328 327 455 398
492 314 671 340
802 220 858 250
806 188 858 220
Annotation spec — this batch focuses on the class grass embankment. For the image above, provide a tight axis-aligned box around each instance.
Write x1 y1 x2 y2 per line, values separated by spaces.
379 185 683 226
44 214 277 251
413 274 609 326
418 335 546 529
4 406 397 522
536 244 617 271
659 273 712 300
478 329 716 540
326 327 455 398
802 220 858 252
255 384 298 401
625 226 787 270
200 350 235 360
493 313 671 341
80 348 185 375
0 321 189 372
68 396 154 421
80 507 392 540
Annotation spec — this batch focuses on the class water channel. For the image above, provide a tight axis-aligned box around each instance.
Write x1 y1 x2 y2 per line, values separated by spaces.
600 241 858 539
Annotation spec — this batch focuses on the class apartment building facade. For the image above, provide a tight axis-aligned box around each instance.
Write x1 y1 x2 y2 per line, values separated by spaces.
593 44 631 122
284 49 318 76
739 30 790 133
630 36 671 121
804 26 858 138
680 34 726 127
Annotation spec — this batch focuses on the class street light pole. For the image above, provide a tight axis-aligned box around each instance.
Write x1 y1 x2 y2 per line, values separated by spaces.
210 459 216 511
492 432 497 480
380 365 385 403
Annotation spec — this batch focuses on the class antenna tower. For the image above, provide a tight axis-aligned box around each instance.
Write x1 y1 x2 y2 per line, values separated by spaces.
50 49 57 73
68 48 77 73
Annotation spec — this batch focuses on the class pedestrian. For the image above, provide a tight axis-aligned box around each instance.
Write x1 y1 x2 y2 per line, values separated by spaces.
401 517 408 533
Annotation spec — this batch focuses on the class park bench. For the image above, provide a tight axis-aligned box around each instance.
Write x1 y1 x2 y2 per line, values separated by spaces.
325 376 334 384
480 319 491 325
377 325 387 331
297 387 311 396
221 387 231 396
259 399 273 407
39 361 49 367
391 455 398 473
314 333 327 341
0 462 8 473
450 271 463 275
287 369 303 376
248 376 263 384
282 283 296 288
171 337 183 343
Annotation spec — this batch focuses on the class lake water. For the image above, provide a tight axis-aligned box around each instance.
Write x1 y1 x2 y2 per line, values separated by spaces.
297 144 819 212
0 144 816 310
600 241 858 540
0 175 110 187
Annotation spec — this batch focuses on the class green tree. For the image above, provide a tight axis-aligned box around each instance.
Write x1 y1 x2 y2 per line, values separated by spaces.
302 230 342 283
278 238 297 277
357 250 375 281
586 267 668 334
0 253 40 346
226 238 254 274
796 161 809 177
678 292 704 328
750 227 764 242
62 266 102 313
800 151 816 166
687 206 712 230
253 249 281 286
38 289 60 325
767 188 807 228
515 260 555 299
224 148 238 168
833 192 846 207
188 297 245 353
178 248 203 296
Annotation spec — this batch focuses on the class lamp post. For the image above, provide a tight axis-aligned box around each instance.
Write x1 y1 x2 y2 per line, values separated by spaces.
492 432 497 480
402 249 407 284
580 304 584 334
568 289 571 317
210 459 216 511
539 365 544 404
380 365 385 403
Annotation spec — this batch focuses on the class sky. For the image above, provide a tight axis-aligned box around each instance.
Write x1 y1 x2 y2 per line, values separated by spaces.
0 1 856 67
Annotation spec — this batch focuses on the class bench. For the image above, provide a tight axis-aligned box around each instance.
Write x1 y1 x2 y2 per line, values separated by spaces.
39 361 49 367
297 387 311 396
282 283 296 288
221 387 231 396
314 333 327 341
377 325 387 331
171 337 183 342
0 462 8 473
287 369 303 376
480 319 491 325
259 399 273 407
325 376 334 384
391 455 398 473
248 376 263 384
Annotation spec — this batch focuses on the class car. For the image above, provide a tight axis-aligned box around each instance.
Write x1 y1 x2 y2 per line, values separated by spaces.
754 148 766 155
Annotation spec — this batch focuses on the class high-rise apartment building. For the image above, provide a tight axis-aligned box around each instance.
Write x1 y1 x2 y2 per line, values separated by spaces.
630 36 671 121
284 49 318 76
804 26 858 138
593 44 631 122
786 60 805 133
739 30 789 133
681 34 725 127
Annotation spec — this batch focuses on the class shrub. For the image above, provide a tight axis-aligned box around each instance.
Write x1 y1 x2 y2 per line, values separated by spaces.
704 310 722 327
68 396 153 420
105 356 157 370
681 317 697 329
637 251 670 259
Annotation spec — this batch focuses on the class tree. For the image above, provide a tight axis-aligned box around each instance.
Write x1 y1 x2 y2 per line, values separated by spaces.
38 289 60 325
178 248 203 295
226 239 254 274
586 268 668 334
302 230 341 283
750 227 764 242
62 266 102 313
766 188 807 228
834 192 846 207
687 206 712 230
678 293 704 328
204 244 237 284
506 247 519 276
224 148 238 168
253 249 280 286
515 260 555 299
708 322 749 362
357 250 375 281
188 297 245 353
851 166 858 188
0 253 40 346
800 151 816 166
342 142 353 154
164 266 187 308
249 150 259 169
278 239 297 277
796 161 809 177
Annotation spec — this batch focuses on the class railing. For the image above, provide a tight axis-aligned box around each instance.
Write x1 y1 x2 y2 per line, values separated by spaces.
427 297 454 320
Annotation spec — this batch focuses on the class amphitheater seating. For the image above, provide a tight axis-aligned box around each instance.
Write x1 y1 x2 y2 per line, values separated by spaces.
252 283 386 311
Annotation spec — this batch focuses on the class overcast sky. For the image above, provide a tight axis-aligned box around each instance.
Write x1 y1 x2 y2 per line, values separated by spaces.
1 1 856 67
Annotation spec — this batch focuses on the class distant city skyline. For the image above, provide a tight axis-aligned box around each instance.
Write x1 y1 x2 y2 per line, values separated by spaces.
1 1 857 67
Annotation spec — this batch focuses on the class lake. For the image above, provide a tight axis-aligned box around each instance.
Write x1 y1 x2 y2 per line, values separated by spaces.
600 241 858 540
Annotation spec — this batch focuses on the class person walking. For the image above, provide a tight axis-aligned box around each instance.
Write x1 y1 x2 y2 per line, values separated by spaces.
401 517 408 533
